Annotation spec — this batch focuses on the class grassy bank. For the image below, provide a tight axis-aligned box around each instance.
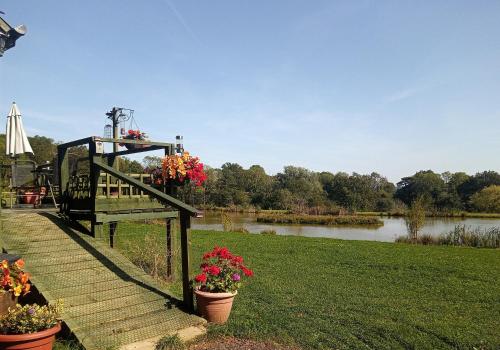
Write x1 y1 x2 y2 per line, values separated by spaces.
187 230 499 349
200 206 287 215
356 211 500 218
256 213 383 226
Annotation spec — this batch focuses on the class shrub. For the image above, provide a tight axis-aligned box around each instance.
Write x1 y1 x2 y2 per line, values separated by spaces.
404 197 426 241
221 213 233 232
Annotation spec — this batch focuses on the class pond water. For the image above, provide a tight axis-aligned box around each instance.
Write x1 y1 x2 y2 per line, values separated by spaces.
192 212 500 242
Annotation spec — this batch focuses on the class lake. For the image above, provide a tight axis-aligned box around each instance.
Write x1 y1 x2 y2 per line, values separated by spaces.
193 212 500 242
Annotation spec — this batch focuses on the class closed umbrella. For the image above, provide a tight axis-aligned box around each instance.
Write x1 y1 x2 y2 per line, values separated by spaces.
5 102 33 157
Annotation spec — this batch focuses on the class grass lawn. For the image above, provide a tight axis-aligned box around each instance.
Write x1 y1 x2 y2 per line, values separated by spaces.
186 230 499 350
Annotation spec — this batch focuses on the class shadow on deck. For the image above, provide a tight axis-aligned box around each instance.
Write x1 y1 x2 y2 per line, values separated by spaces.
0 210 205 350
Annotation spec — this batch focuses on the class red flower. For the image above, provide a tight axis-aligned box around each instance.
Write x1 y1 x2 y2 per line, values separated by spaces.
242 267 254 277
218 247 233 260
232 256 243 264
208 265 221 276
195 273 207 283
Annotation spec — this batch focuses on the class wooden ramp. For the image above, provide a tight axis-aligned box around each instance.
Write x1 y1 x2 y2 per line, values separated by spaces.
0 211 205 350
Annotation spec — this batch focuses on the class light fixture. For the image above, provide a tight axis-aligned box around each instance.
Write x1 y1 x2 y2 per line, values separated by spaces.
0 14 26 57
175 135 184 154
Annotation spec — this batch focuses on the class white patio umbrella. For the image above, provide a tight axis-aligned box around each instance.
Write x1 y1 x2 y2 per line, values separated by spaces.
5 102 33 158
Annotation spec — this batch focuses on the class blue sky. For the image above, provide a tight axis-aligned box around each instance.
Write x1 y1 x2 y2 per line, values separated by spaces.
1 1 499 183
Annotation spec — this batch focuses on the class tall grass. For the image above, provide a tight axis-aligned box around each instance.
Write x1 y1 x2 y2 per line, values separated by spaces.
396 225 500 248
257 214 383 226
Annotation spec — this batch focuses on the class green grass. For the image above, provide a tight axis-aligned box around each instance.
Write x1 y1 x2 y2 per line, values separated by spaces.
256 214 383 226
155 334 186 350
187 230 499 349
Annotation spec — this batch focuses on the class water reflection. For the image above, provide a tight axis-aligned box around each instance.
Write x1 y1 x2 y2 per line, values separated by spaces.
193 212 500 242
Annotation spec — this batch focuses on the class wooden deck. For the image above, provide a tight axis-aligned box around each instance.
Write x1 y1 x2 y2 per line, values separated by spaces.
0 211 205 350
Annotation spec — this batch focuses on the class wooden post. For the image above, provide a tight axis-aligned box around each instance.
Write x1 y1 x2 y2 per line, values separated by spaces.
89 141 99 237
166 218 172 279
180 211 193 311
57 146 69 214
109 222 117 248
164 146 173 279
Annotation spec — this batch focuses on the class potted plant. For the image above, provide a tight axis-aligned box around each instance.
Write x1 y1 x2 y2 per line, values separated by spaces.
192 246 253 324
0 301 63 350
120 129 149 150
0 259 30 316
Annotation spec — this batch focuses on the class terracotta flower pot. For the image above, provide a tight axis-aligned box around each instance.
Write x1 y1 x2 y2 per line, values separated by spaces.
0 293 17 316
194 290 237 324
0 323 61 350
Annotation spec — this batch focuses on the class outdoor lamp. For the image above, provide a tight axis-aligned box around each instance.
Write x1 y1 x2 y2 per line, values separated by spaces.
0 14 27 57
176 135 184 154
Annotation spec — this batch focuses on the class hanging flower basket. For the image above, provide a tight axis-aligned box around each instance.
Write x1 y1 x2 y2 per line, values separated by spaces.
119 129 150 150
146 151 207 188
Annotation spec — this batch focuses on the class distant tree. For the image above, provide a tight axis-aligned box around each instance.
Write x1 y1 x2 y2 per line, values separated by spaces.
395 170 446 209
119 157 144 173
142 155 162 169
458 171 500 209
469 185 500 213
28 135 57 165
275 166 326 212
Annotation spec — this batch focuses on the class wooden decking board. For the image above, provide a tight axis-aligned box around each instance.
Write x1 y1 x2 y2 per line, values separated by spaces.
0 212 205 350
69 299 173 331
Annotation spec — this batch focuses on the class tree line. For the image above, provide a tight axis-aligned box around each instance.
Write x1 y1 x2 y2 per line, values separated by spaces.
186 163 500 213
1 135 499 213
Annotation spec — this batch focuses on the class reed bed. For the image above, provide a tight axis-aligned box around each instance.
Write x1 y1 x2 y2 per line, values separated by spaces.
256 214 383 226
396 225 500 248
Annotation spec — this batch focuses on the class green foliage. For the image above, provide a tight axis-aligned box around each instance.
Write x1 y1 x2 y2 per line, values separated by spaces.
260 229 277 235
404 197 426 241
439 225 500 248
191 230 500 349
221 213 233 232
0 301 63 335
53 340 85 350
119 157 144 173
470 185 500 213
397 225 500 248
155 334 185 350
257 214 383 226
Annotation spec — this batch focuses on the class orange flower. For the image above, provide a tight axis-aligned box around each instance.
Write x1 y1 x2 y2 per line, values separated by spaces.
14 259 25 269
23 284 30 294
1 260 8 269
19 272 29 284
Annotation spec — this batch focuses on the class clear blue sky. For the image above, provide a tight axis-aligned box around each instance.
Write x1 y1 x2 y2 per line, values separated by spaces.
1 1 499 183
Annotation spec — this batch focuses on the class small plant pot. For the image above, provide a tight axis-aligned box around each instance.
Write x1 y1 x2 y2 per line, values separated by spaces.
194 290 237 324
0 323 61 350
0 293 17 316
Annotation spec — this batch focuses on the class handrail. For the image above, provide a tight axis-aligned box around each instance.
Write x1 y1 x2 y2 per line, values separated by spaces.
93 157 199 216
